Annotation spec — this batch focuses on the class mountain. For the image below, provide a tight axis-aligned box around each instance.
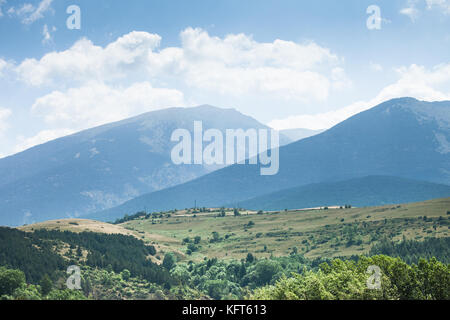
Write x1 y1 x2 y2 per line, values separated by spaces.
233 175 450 210
280 128 325 142
0 105 290 226
92 97 450 221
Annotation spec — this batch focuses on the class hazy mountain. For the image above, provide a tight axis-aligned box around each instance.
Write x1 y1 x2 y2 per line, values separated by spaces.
280 128 325 142
0 105 290 226
93 97 450 221
234 176 450 210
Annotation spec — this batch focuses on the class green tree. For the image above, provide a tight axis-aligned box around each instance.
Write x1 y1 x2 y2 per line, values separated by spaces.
253 260 282 286
40 274 53 296
211 231 220 243
0 267 26 296
162 253 177 270
120 269 131 281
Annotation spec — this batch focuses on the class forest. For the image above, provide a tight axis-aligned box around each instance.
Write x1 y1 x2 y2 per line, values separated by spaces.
0 226 448 300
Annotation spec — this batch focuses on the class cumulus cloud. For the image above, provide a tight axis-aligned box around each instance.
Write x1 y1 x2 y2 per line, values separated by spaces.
269 63 450 130
16 31 161 86
9 0 53 24
31 81 185 130
15 28 343 102
0 58 12 77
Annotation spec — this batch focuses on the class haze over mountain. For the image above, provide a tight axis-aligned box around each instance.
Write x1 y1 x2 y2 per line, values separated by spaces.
0 105 289 226
280 128 325 142
92 97 450 221
234 176 450 211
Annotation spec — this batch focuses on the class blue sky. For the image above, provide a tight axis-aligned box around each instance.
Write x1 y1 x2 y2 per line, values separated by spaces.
0 0 449 157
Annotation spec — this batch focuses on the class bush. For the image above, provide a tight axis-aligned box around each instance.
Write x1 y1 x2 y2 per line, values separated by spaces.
187 243 199 252
0 267 26 296
162 253 177 270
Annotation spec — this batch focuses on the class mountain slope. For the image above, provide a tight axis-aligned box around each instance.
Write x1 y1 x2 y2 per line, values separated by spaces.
234 176 450 210
0 105 289 226
93 97 450 221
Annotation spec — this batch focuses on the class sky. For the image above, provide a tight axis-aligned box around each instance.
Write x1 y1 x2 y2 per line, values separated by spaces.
0 0 449 158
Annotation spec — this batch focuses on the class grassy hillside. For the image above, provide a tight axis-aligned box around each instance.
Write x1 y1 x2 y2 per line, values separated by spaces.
115 197 450 262
20 198 450 263
19 219 135 235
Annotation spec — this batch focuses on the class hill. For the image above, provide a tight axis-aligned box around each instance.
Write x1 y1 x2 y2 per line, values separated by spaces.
93 97 450 221
0 105 289 226
235 175 450 210
18 219 135 236
118 197 450 262
7 197 449 300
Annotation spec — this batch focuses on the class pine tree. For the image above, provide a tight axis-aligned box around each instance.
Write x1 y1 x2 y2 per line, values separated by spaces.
40 274 53 296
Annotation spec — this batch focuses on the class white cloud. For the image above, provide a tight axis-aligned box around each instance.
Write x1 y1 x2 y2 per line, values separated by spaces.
9 0 53 24
269 63 450 130
400 6 420 21
400 0 450 20
31 81 185 131
16 31 161 86
0 58 12 77
15 28 343 102
15 81 184 152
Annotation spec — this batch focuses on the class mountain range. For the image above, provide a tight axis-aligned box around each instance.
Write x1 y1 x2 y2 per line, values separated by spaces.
0 105 290 226
234 175 450 210
1 97 449 225
90 97 450 221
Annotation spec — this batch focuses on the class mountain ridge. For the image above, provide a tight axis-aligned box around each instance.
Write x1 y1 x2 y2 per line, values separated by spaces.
0 105 289 226
90 97 450 221
233 175 450 210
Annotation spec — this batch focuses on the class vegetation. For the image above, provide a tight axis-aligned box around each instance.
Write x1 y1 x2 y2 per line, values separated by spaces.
116 198 450 262
250 255 449 300
0 227 167 285
2 198 448 300
370 237 450 264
